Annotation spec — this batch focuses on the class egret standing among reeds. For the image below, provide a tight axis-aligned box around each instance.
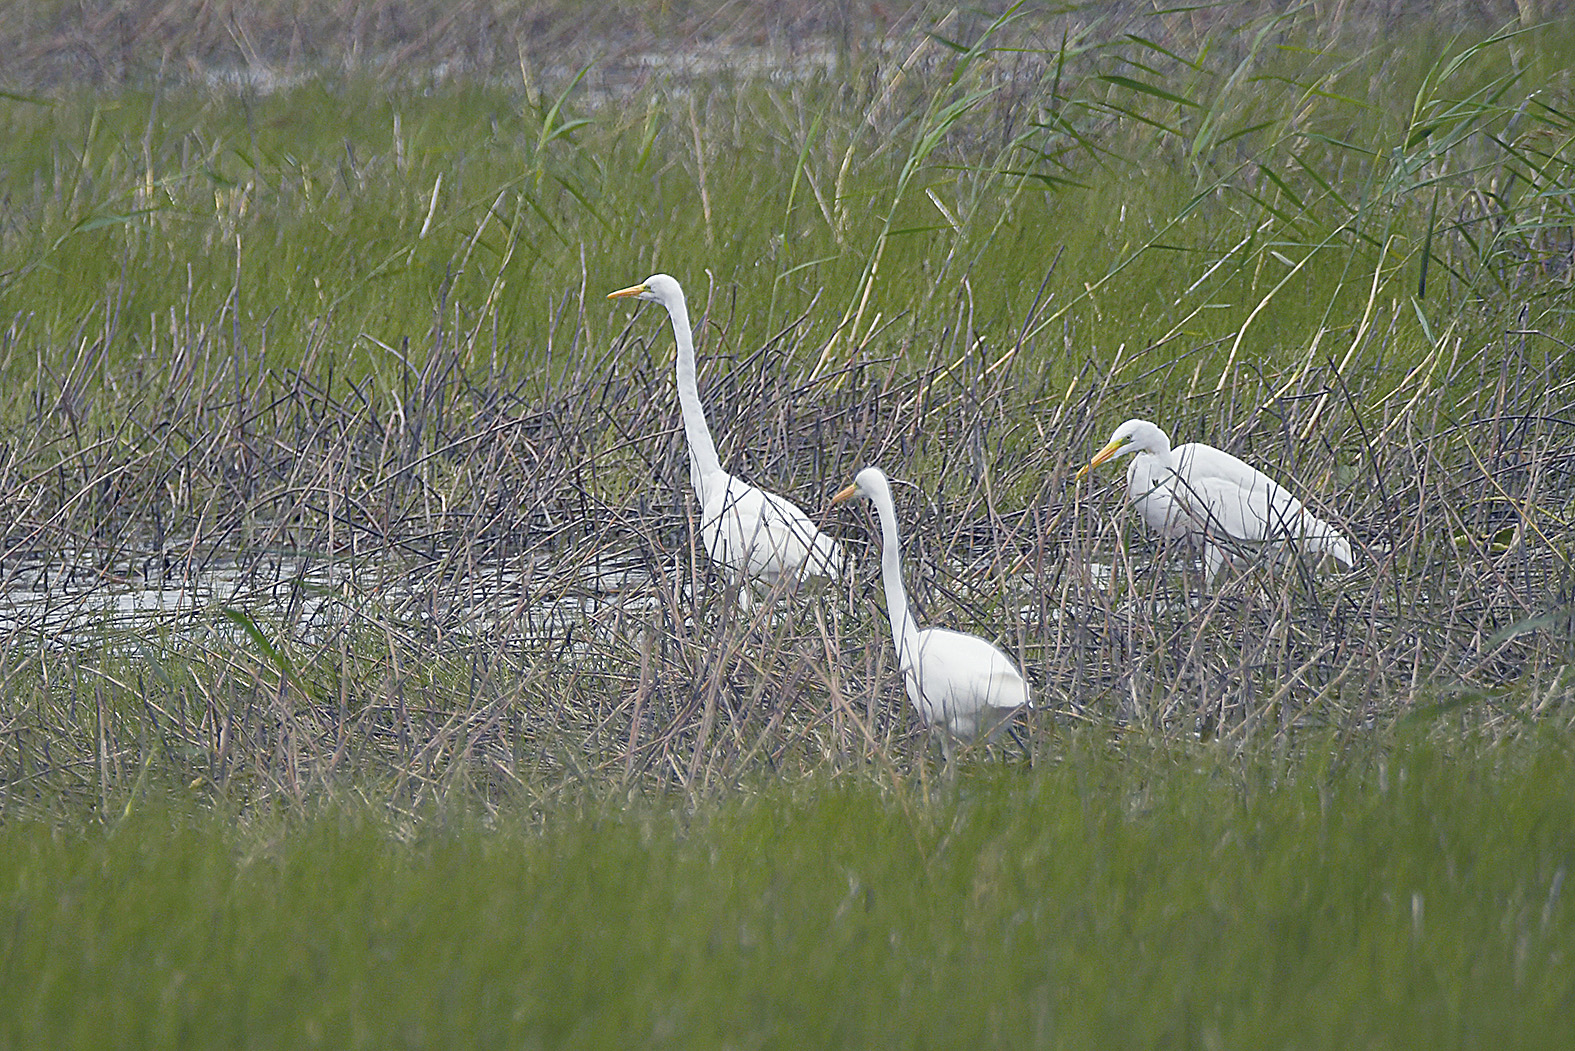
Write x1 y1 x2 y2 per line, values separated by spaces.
833 467 1031 757
609 275 844 603
1077 418 1354 580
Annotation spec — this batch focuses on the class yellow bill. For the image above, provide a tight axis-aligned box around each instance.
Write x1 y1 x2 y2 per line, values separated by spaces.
1075 438 1127 480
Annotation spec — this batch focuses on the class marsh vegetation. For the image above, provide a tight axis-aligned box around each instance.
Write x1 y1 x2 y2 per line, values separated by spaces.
1 1 1573 1045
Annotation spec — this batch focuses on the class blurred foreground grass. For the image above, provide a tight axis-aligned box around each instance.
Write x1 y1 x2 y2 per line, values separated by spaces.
3 727 1572 1049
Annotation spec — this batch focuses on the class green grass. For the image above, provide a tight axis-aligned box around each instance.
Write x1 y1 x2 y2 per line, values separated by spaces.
5 10 1571 398
3 727 1573 1049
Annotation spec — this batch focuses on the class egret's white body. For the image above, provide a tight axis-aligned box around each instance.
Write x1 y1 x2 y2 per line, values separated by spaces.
1079 419 1354 578
834 467 1031 752
609 275 844 597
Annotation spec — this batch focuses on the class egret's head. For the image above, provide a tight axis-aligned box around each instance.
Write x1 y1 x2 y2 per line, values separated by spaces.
832 466 890 506
1076 419 1171 479
607 273 684 309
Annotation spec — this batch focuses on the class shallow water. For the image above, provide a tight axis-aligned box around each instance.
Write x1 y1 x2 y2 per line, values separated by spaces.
0 544 676 660
0 542 1110 658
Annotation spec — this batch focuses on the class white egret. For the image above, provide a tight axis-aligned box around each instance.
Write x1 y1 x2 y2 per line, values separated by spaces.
833 467 1031 754
1077 418 1354 579
608 274 844 600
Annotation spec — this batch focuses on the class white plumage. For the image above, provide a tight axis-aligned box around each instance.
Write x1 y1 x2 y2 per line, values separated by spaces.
834 467 1031 752
1078 418 1354 578
608 275 844 597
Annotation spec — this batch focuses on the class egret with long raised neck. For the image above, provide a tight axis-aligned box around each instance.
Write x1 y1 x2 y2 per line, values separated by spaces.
609 274 844 602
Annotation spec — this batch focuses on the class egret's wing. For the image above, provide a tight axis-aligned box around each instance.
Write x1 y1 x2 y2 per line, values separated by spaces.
756 488 846 579
1176 445 1352 563
703 478 845 583
1130 457 1221 541
1174 442 1260 481
907 629 1030 737
1188 470 1295 544
975 662 1031 712
1308 516 1354 565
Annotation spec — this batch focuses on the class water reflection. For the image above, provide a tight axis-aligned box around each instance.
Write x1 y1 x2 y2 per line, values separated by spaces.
0 546 1112 655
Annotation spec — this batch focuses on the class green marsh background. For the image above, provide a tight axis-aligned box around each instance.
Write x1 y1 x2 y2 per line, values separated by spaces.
1 1 1573 1046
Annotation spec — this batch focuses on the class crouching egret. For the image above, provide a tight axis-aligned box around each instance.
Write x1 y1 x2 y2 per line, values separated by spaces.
609 275 844 601
1077 418 1354 579
833 467 1031 754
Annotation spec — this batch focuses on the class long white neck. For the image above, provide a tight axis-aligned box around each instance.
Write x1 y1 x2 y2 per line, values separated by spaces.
665 289 724 500
1139 429 1176 472
1126 450 1171 502
869 479 922 663
1125 432 1177 502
